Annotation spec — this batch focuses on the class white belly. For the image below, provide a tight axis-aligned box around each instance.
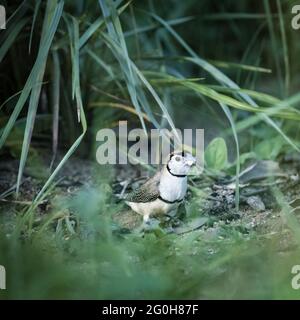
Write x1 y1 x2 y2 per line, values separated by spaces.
126 199 179 217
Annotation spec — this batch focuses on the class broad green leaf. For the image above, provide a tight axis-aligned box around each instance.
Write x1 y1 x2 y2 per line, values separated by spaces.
205 137 228 171
254 137 284 160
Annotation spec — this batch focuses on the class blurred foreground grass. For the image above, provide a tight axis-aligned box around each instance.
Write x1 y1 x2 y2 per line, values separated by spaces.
1 182 300 299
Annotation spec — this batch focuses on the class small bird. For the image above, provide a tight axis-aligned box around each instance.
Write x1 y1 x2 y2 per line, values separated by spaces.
125 152 196 225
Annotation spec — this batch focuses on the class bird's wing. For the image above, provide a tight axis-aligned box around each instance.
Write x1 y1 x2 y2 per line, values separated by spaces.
126 171 161 203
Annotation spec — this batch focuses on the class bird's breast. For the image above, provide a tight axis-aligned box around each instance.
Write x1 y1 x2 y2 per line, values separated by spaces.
159 174 187 202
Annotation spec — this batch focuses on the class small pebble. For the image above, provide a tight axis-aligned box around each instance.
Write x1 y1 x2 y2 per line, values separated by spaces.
246 196 265 212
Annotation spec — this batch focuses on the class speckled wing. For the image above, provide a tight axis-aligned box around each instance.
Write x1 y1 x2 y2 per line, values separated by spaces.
126 171 161 203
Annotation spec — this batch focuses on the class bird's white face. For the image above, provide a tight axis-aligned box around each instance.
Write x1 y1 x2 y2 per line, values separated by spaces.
167 152 196 175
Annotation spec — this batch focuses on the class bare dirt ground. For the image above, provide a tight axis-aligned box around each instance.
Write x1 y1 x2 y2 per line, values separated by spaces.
1 151 300 249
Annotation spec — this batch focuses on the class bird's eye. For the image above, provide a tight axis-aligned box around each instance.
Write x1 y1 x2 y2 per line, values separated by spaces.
175 156 181 162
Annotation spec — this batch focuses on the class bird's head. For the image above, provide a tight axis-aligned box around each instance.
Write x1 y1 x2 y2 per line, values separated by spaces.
167 152 196 176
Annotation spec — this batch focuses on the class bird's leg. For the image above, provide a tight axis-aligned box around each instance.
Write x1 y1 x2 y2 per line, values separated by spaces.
166 209 177 218
163 209 181 233
133 214 151 235
143 214 150 225
164 209 177 224
143 214 160 231
143 214 160 230
134 214 161 235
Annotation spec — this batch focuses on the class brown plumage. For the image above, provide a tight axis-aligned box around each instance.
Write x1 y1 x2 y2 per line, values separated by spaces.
125 171 161 203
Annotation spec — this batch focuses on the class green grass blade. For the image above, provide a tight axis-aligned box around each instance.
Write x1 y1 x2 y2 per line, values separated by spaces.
35 109 87 203
28 0 41 54
183 82 300 120
86 48 127 97
50 50 61 168
101 32 179 141
79 2 130 49
276 0 290 97
35 11 87 204
79 16 104 49
124 16 194 37
207 86 281 105
234 92 300 134
99 0 147 133
263 0 283 95
149 72 300 120
219 102 240 211
201 13 279 20
90 102 151 122
5 0 27 25
0 90 22 111
15 0 64 195
208 59 271 74
72 17 80 121
0 18 28 63
146 11 300 152
0 2 64 151
138 55 270 73
236 22 266 83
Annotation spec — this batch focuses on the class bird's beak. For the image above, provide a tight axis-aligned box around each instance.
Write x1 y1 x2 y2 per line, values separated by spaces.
186 158 196 167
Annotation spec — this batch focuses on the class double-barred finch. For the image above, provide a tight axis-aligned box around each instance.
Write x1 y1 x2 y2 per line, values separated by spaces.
125 152 196 223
